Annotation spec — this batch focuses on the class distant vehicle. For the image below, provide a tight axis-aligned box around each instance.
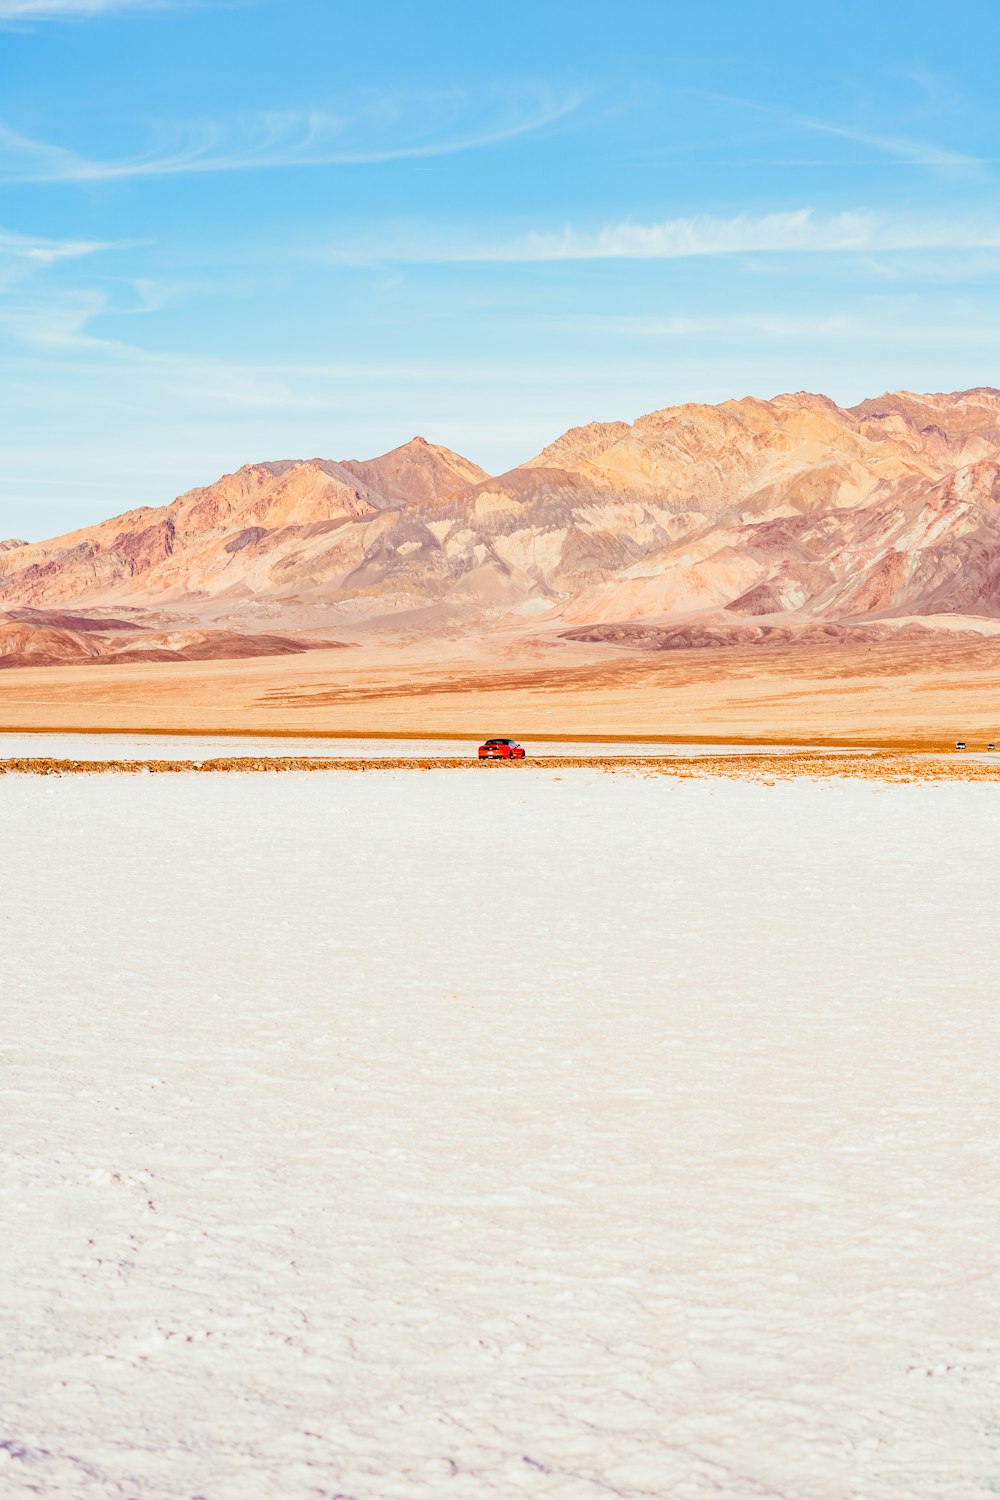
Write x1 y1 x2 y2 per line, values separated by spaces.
989 743 997 752
956 741 967 750
478 737 526 760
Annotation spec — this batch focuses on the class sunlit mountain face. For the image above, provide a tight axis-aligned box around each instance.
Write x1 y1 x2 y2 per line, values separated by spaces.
5 389 1000 666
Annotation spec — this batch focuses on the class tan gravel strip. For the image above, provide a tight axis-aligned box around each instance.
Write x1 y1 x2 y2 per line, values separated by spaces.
1 753 998 782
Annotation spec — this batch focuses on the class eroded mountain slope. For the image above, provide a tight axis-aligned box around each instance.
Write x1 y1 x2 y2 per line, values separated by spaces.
4 389 1000 665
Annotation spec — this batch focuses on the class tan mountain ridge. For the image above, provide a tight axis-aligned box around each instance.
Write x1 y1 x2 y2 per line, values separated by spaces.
3 390 1000 667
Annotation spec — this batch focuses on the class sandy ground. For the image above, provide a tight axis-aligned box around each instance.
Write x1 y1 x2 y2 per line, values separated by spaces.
2 770 1000 1499
1 635 1000 746
1 752 999 782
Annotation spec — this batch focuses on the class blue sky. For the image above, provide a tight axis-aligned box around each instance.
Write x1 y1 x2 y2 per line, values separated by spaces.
2 0 999 538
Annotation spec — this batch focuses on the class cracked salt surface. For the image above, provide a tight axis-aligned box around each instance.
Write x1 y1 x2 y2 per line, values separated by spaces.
1 771 999 1499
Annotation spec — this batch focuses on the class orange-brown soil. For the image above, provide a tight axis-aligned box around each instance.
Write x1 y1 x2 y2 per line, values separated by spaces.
1 753 997 783
0 635 998 749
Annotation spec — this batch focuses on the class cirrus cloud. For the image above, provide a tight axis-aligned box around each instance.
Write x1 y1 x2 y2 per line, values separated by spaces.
0 84 582 181
0 0 207 16
327 209 1000 264
0 225 128 264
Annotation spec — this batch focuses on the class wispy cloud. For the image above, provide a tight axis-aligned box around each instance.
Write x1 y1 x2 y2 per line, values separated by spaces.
0 85 581 182
0 225 127 264
446 210 878 261
564 310 1000 347
0 287 113 349
0 228 143 337
692 88 988 181
0 226 135 307
325 209 1000 264
572 312 864 340
0 0 202 17
792 118 984 179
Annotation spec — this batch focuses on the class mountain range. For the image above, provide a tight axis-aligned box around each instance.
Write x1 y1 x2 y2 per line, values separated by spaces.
4 387 1000 667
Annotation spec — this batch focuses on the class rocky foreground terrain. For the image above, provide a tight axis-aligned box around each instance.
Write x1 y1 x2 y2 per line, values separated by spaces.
4 387 1000 667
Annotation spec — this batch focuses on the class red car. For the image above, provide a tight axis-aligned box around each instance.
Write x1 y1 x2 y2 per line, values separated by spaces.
478 737 526 760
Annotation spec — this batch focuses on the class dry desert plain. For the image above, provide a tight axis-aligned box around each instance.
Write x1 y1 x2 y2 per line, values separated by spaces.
0 633 999 751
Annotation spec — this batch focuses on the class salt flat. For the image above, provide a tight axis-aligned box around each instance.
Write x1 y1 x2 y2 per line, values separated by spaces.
2 771 999 1499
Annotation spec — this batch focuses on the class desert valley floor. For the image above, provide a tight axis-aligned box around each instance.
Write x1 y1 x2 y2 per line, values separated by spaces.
1 635 1000 747
2 768 999 1499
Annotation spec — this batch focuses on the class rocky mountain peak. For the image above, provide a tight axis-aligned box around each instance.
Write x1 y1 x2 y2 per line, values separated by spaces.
4 389 1000 655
